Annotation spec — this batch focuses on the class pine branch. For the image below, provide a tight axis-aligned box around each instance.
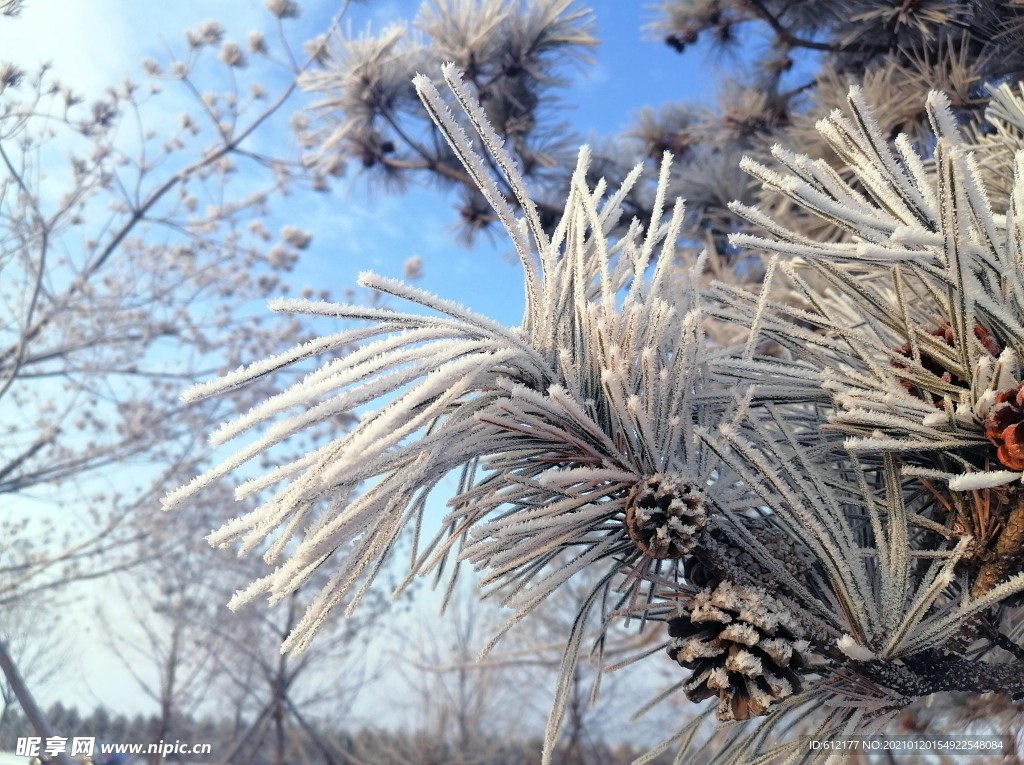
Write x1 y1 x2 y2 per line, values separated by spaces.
743 0 884 54
868 650 1024 697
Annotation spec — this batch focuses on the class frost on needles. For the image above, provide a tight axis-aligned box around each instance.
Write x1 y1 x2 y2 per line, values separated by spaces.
166 68 1024 764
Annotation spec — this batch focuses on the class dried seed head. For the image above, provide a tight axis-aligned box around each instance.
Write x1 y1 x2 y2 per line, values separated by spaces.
668 581 810 722
624 473 706 558
266 0 300 18
218 41 247 68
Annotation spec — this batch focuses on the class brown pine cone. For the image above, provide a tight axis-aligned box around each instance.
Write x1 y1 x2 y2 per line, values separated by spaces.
624 473 706 558
984 384 1024 470
667 581 810 722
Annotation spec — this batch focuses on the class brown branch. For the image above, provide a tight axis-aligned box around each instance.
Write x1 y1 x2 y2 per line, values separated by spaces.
988 623 1024 662
741 0 839 51
0 140 50 400
743 0 887 54
972 495 1024 598
379 155 477 189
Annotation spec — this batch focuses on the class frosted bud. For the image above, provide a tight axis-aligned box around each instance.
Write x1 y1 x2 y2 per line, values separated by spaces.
280 225 312 250
266 0 300 18
248 31 267 55
218 41 247 68
403 256 423 280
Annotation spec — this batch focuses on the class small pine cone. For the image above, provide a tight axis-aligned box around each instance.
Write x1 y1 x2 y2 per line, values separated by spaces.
748 517 813 577
667 581 810 722
985 384 1024 470
624 473 706 558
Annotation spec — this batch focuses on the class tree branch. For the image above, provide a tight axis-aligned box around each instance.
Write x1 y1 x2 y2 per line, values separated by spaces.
864 651 1024 698
743 0 884 54
0 638 73 765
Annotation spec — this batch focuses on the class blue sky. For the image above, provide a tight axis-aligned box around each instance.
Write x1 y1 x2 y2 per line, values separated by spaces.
283 0 727 329
1 0 728 728
1 0 725 329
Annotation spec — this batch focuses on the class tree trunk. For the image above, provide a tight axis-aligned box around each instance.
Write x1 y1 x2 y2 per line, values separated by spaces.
0 638 73 765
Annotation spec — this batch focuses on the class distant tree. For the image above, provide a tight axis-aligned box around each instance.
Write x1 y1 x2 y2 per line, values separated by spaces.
97 445 380 765
391 589 538 765
197 582 379 765
0 589 64 728
100 507 232 765
0 0 356 749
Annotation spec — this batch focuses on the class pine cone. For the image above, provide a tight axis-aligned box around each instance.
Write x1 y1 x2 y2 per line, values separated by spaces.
624 473 706 558
985 384 1024 470
667 581 810 721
